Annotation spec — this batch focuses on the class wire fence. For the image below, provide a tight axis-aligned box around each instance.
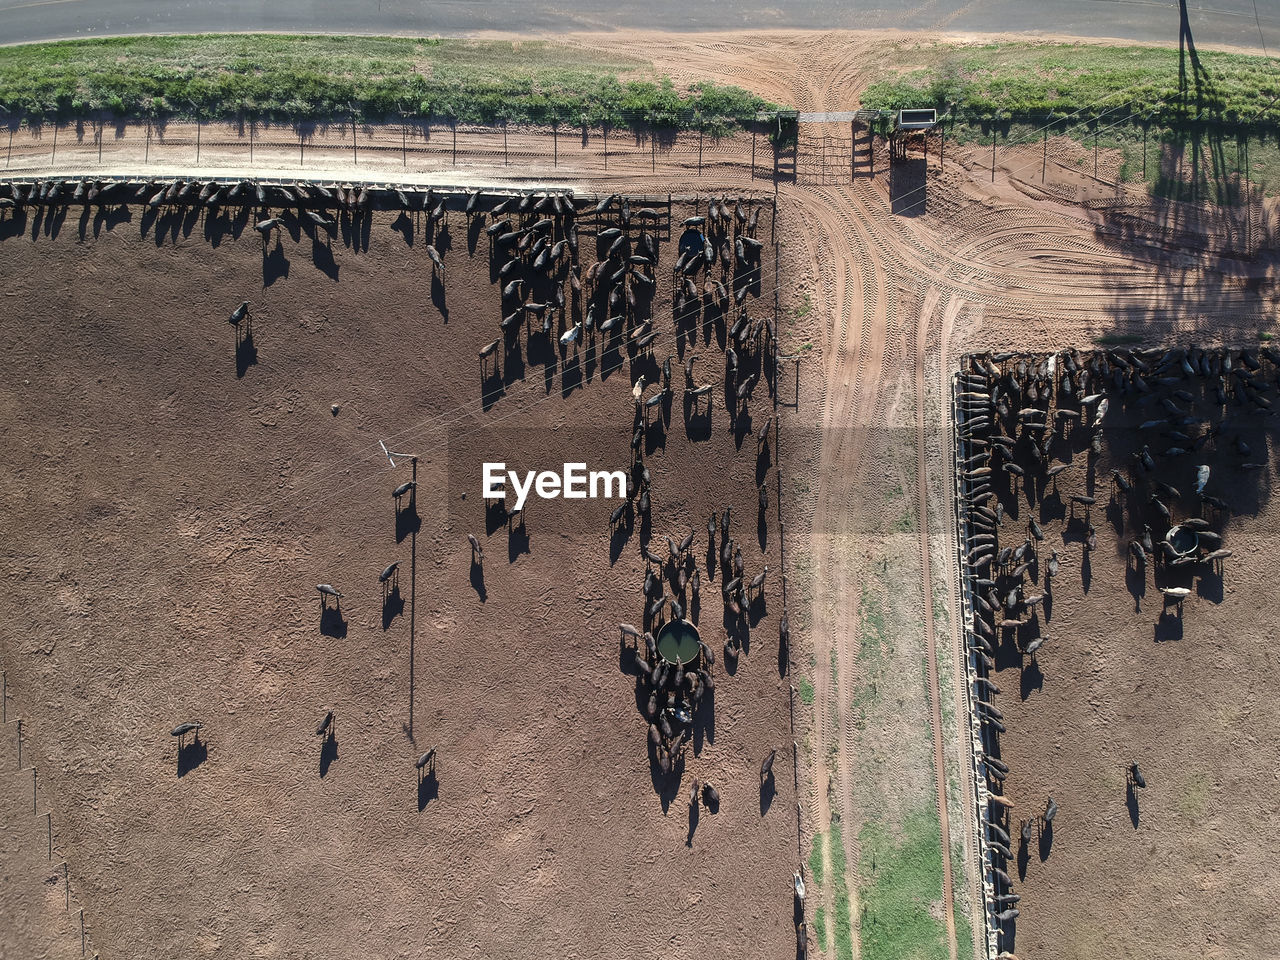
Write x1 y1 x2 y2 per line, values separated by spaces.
2 116 786 184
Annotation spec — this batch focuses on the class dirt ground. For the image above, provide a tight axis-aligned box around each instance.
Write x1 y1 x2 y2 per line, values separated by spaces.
6 27 1280 960
0 191 795 960
958 348 1280 960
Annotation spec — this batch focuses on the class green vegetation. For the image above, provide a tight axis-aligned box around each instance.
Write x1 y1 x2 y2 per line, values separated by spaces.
814 905 830 951
858 806 951 960
830 821 856 960
860 42 1280 131
0 35 774 130
799 677 815 705
809 832 826 888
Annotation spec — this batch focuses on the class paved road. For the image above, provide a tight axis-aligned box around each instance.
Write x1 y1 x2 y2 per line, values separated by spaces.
0 0 1277 52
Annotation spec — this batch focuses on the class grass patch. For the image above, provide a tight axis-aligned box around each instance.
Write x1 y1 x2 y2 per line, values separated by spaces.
809 832 826 888
893 508 915 534
859 805 951 960
1260 331 1274 342
860 42 1280 133
830 821 856 960
799 677 815 705
859 583 889 661
794 292 813 321
814 905 830 951
0 34 776 129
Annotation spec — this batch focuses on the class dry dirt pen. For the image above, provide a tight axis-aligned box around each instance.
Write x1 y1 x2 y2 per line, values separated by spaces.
0 176 804 959
953 347 1280 960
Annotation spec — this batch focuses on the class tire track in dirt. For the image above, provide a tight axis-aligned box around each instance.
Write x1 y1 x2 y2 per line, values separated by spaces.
912 286 958 960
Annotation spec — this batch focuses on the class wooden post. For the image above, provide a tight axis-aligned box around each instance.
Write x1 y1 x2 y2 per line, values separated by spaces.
145 120 151 164
1043 127 1048 182
1142 124 1147 179
196 119 201 164
553 123 558 167
352 115 357 165
1094 125 1099 178
698 124 704 175
503 120 508 166
452 120 457 166
751 122 757 180
991 135 996 182
51 121 58 162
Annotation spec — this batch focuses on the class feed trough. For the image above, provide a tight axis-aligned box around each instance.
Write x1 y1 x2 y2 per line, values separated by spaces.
657 618 701 666
1167 525 1199 557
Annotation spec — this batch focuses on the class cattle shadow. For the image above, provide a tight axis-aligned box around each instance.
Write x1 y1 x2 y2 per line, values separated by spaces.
757 505 769 550
1019 659 1044 700
262 242 290 286
692 686 715 751
382 587 405 629
760 773 776 815
610 514 633 565
417 771 438 811
648 743 684 813
1038 822 1054 861
177 737 207 777
1126 782 1141 828
1125 559 1147 611
507 521 530 562
470 560 487 601
396 503 421 544
320 605 348 639
319 734 338 777
311 236 339 281
686 794 700 846
431 272 448 322
1017 835 1030 880
1154 609 1184 642
235 329 258 378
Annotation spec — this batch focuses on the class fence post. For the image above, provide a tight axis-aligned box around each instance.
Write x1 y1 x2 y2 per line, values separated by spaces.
751 122 757 180
51 121 57 163
6 126 12 169
452 119 457 166
503 120 508 166
698 123 704 175
552 123 558 167
196 119 201 164
1042 126 1047 182
146 119 151 164
991 134 996 182
352 115 357 165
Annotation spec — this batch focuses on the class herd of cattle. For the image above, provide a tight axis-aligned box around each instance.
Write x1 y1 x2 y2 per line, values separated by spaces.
955 343 1274 955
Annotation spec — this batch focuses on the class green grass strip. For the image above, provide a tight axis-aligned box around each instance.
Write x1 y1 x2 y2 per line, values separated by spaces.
858 806 950 960
0 34 776 130
860 42 1280 133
